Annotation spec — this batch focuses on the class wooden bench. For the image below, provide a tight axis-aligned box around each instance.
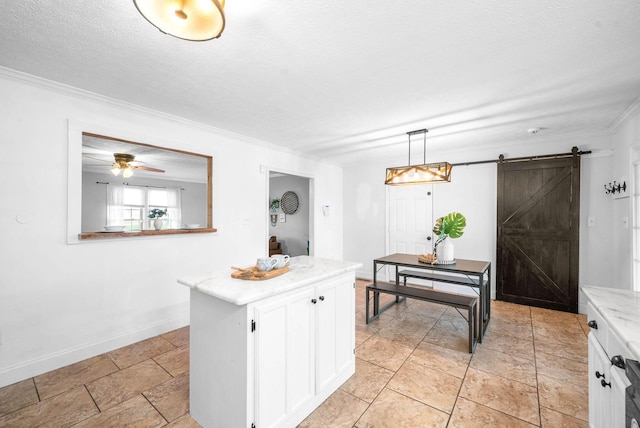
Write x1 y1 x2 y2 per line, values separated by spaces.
366 281 478 353
397 269 479 287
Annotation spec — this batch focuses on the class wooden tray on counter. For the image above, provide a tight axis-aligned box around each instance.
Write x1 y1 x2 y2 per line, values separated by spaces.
231 266 290 281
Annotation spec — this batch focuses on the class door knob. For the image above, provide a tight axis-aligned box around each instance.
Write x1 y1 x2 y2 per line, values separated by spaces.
601 379 611 388
611 355 626 369
595 371 605 379
311 299 317 304
319 296 325 301
426 236 432 241
587 320 598 329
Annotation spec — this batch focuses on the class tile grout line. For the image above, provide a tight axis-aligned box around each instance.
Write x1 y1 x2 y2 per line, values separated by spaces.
351 301 434 427
354 298 468 427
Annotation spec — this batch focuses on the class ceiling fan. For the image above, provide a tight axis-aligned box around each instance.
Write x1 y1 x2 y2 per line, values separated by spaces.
109 153 165 178
83 152 166 178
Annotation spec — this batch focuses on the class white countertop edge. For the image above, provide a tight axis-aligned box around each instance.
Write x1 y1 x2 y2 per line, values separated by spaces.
178 256 362 306
581 285 640 361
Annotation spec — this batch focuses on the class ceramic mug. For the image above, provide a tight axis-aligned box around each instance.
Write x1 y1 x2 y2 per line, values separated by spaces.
271 254 290 269
256 257 278 272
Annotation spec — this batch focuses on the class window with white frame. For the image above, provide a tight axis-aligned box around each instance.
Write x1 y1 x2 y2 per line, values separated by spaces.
107 184 182 230
633 145 640 291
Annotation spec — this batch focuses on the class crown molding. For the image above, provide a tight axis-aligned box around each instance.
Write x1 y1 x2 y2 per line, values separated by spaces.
0 66 341 168
609 96 640 132
0 66 321 160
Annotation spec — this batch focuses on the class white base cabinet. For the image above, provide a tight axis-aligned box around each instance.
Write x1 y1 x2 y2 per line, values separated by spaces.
587 302 631 428
190 272 356 428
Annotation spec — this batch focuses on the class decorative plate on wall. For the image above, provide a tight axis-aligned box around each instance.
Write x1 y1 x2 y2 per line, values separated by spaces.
281 191 299 215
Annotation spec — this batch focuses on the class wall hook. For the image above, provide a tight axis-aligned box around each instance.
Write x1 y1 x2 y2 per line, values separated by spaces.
604 180 627 195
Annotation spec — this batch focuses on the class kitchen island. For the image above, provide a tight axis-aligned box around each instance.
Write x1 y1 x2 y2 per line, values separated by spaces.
179 256 362 428
581 286 640 427
582 286 640 360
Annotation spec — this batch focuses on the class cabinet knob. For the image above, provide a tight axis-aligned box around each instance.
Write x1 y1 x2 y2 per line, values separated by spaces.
319 296 325 301
587 320 598 329
601 379 611 388
611 355 626 369
595 371 605 379
311 298 317 304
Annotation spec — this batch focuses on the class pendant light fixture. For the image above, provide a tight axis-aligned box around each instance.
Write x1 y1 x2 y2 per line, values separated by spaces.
133 0 225 41
385 129 452 185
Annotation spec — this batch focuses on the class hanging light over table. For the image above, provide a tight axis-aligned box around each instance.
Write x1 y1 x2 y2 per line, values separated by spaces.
385 129 452 185
133 0 226 41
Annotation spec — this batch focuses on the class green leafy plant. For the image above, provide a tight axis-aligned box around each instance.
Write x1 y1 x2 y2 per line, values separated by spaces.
148 208 167 219
433 212 466 240
270 198 280 213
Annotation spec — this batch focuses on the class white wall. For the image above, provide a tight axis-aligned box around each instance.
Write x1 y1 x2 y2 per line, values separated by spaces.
269 174 310 256
344 161 497 293
610 104 640 290
0 71 344 387
344 133 615 312
343 162 387 279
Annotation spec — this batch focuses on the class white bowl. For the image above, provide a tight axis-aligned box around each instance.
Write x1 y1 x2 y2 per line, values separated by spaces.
104 225 125 232
184 224 200 229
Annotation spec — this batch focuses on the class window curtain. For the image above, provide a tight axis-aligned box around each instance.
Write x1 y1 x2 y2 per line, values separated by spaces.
106 184 124 225
166 187 182 229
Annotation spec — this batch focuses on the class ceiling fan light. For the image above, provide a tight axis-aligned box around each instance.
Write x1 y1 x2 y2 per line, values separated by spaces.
123 167 134 178
133 0 225 41
111 166 122 176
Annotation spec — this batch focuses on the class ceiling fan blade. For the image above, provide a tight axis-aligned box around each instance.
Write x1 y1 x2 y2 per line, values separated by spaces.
83 155 112 164
135 166 165 173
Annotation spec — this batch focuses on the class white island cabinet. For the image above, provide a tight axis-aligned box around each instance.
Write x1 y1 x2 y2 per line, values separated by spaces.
582 286 640 428
178 256 362 428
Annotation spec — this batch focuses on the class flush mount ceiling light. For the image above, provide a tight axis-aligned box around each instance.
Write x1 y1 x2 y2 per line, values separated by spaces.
133 0 225 41
385 129 452 185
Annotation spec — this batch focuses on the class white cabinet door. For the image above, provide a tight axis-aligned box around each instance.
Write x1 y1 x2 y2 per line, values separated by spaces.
610 364 630 428
315 277 354 393
588 333 611 428
254 287 315 428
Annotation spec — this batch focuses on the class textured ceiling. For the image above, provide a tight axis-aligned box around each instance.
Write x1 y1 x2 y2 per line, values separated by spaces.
1 1 640 164
82 134 208 182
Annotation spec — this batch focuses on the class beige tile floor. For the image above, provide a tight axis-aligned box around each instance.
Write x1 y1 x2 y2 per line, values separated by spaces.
0 279 589 427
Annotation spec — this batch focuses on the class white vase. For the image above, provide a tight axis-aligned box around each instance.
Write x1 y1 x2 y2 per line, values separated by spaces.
437 238 455 262
153 217 164 230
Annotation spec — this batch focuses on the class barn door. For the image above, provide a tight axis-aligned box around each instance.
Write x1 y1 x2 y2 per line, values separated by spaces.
496 149 580 313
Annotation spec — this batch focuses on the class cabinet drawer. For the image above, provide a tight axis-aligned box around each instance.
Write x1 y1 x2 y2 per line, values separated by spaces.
586 302 608 348
608 327 632 362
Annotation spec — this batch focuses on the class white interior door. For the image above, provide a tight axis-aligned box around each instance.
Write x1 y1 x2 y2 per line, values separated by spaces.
386 184 433 283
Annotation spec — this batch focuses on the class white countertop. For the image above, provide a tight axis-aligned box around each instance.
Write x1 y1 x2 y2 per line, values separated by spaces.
581 285 640 361
178 256 362 306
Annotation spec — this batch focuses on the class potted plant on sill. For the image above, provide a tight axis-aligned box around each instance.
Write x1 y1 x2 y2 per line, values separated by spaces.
432 212 466 263
148 208 167 230
269 198 280 225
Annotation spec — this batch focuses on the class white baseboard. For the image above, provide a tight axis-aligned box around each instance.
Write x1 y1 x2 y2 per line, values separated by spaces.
355 269 372 281
0 315 189 388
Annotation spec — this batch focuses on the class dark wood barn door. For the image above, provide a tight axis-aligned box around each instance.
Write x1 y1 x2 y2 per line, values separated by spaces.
496 150 580 313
